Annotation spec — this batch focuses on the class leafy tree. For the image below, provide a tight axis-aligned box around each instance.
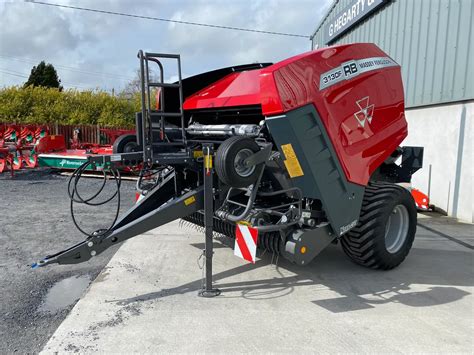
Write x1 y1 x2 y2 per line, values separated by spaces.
24 61 62 90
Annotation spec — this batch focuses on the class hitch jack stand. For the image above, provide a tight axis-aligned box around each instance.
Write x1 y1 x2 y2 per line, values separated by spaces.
198 144 221 298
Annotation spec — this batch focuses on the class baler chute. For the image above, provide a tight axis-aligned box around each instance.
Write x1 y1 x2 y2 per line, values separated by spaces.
33 43 423 273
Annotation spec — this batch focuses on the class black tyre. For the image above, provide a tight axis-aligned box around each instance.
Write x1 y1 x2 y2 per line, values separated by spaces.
215 136 260 188
113 134 138 154
341 182 417 270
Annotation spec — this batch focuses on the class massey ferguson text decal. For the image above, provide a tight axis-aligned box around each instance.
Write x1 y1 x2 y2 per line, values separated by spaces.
319 56 397 90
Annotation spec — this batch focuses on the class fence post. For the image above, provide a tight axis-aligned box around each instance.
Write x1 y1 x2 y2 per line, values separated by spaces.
96 124 101 144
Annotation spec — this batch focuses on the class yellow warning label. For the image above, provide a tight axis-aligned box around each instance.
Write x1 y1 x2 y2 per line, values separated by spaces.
193 150 203 159
204 155 213 169
184 195 196 206
237 220 251 226
281 143 304 178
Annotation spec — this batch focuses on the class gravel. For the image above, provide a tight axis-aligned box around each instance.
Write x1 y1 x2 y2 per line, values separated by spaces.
0 168 136 354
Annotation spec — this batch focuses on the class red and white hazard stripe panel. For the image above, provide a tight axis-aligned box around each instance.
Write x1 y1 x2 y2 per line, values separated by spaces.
411 188 430 210
135 191 145 204
234 224 258 264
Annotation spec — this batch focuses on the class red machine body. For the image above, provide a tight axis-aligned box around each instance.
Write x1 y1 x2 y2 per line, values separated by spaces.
184 43 407 186
33 45 422 272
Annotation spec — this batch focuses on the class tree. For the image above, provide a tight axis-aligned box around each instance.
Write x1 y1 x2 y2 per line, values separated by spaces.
24 61 62 90
122 68 159 97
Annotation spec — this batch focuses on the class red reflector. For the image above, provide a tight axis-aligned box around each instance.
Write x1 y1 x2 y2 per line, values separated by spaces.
411 188 429 210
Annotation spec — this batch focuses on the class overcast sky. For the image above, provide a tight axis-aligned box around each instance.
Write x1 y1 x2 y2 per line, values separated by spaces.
0 0 330 92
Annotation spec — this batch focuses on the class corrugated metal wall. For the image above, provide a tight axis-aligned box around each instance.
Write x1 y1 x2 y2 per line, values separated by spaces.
311 0 473 108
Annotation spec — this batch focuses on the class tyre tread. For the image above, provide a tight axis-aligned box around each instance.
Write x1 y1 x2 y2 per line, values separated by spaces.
341 182 416 270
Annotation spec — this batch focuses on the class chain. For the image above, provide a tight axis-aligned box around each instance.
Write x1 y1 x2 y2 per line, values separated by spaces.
197 249 205 290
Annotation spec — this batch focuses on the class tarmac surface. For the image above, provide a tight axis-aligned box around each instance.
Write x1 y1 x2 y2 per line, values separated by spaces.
42 215 473 353
0 169 136 354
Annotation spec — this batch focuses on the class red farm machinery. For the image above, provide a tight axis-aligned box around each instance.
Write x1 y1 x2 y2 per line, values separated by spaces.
0 124 138 175
0 124 49 175
33 43 424 295
36 127 136 171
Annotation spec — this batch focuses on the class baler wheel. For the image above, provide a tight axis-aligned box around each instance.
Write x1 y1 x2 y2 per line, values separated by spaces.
341 182 416 270
215 136 260 188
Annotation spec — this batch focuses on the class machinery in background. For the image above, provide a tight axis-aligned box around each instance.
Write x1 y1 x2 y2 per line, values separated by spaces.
0 124 49 175
36 127 137 171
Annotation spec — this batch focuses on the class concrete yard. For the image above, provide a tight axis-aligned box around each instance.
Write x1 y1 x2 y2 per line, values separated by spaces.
42 216 473 353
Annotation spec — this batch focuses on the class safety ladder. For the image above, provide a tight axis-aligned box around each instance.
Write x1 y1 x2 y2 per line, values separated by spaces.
138 50 187 165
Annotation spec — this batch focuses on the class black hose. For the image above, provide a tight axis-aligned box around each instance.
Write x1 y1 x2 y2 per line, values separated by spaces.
68 161 121 205
68 161 121 237
136 165 164 192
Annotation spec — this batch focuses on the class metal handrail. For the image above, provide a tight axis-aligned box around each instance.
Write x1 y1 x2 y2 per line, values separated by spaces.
138 50 150 164
137 50 187 165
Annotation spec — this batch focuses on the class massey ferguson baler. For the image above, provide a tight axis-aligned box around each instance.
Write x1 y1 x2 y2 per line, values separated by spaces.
34 43 423 276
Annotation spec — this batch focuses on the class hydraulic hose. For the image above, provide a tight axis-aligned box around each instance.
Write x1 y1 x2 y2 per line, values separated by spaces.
68 161 121 238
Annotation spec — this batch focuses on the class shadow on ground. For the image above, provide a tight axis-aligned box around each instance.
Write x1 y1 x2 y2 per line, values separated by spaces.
112 229 473 313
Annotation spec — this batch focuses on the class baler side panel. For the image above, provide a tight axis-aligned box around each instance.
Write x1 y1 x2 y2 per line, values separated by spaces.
170 62 272 113
263 43 408 186
179 43 408 187
183 70 264 110
266 104 364 237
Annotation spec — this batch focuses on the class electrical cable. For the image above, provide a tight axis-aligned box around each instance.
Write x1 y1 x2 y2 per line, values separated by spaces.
0 69 28 78
0 68 96 90
68 161 121 237
0 54 134 81
27 1 310 38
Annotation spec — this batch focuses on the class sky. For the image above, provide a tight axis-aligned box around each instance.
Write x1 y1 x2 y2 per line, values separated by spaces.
0 0 331 92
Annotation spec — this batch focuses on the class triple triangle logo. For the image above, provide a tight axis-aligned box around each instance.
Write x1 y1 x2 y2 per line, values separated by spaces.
354 96 375 128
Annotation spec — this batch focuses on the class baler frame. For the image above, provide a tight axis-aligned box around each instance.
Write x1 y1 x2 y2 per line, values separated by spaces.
33 44 425 283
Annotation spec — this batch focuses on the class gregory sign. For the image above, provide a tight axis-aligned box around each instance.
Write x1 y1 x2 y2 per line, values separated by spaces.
324 0 388 44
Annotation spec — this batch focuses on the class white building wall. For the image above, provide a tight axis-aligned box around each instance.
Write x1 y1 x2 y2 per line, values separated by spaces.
402 101 473 222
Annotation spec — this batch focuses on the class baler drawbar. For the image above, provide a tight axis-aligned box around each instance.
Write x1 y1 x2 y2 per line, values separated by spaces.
33 44 423 276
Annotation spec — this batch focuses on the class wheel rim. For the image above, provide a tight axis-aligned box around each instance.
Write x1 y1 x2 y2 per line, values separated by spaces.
384 204 409 254
234 148 255 178
123 142 138 153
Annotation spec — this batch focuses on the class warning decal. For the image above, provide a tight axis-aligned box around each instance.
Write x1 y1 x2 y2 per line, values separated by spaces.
234 224 259 264
281 143 304 178
184 195 196 206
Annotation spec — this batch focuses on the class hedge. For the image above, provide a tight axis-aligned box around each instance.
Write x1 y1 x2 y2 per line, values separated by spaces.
0 86 145 128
